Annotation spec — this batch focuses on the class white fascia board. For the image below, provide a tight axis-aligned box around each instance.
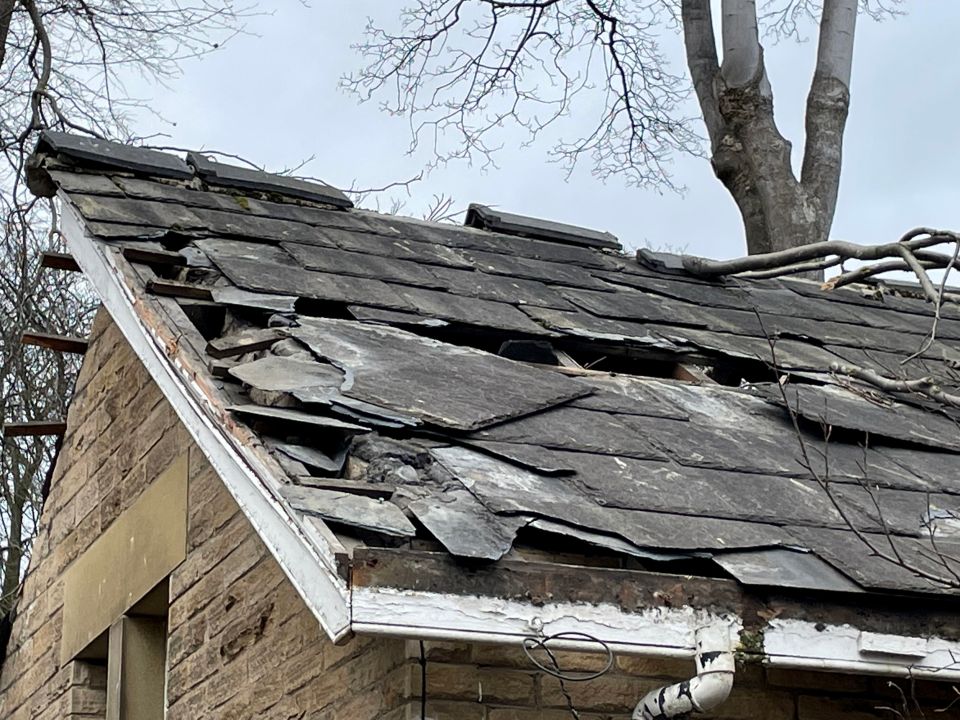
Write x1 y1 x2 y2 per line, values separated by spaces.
59 198 351 641
764 618 960 681
352 585 741 658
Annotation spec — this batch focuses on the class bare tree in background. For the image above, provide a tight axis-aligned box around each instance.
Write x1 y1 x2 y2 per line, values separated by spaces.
344 0 902 256
0 1 251 614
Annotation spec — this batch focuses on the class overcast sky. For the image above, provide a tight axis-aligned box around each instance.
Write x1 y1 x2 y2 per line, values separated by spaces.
125 2 960 259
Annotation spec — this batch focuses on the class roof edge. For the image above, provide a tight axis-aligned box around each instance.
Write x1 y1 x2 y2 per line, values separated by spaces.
59 195 352 642
352 585 960 680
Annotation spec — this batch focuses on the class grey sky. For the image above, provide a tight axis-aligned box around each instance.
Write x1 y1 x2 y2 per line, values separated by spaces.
126 2 960 258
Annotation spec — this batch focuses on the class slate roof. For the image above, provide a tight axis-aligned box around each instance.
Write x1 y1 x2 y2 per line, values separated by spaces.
31 131 960 601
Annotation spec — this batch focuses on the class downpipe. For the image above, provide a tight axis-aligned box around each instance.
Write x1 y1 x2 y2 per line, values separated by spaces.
633 623 736 719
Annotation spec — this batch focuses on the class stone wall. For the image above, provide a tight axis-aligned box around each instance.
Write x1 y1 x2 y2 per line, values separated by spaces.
1 309 952 720
0 309 407 719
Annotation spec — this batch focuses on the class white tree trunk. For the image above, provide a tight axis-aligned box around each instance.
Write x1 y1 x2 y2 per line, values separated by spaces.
720 0 762 88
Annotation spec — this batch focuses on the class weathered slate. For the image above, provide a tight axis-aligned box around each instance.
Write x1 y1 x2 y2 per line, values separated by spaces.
463 248 612 290
280 486 416 537
428 265 575 309
431 446 790 550
662 326 846 371
471 406 666 460
408 488 530 560
210 287 298 313
207 328 285 359
321 226 476 269
568 376 690 420
757 382 960 452
347 306 448 328
209 254 413 311
282 242 445 288
458 440 577 476
48 170 124 197
392 285 551 336
785 526 957 594
228 355 344 392
560 286 699 326
521 306 678 348
72 195 204 228
288 317 589 431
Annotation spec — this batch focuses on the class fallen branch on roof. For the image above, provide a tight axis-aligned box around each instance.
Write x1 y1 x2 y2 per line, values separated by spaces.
830 363 960 409
681 227 960 287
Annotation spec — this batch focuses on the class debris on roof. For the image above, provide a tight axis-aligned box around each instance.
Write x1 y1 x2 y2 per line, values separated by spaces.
36 135 960 600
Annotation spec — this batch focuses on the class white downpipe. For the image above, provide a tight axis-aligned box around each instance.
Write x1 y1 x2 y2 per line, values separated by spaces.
633 623 736 720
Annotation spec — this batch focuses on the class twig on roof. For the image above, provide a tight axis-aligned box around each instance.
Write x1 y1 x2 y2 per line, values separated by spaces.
830 362 960 409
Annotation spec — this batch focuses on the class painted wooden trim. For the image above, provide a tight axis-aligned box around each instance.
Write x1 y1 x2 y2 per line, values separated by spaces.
763 618 960 681
60 197 351 642
352 585 741 658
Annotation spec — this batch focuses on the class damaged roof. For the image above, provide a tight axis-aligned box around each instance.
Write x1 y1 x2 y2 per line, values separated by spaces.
31 132 960 605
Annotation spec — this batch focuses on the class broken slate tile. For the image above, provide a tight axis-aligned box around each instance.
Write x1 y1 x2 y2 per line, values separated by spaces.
280 486 416 537
288 317 589 431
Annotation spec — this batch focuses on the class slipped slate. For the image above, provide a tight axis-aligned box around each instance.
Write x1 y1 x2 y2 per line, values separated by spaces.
287 317 590 431
714 548 864 593
758 382 960 452
280 486 416 537
408 487 530 561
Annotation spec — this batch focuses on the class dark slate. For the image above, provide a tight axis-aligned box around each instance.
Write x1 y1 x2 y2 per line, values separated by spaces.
187 152 353 208
38 131 193 178
464 203 621 250
287 317 590 431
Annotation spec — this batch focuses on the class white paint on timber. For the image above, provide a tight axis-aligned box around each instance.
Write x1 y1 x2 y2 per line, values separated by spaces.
764 618 960 681
352 585 741 657
60 198 352 641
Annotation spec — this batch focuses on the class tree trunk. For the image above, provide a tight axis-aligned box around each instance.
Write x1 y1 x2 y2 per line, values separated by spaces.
0 0 15 73
681 0 855 262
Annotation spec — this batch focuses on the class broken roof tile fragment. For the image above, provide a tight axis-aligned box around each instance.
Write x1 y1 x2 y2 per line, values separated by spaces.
287 317 590 431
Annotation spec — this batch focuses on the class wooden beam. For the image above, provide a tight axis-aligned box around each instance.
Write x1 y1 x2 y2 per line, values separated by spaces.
2 421 67 437
673 363 717 385
146 279 213 301
122 245 186 267
41 251 81 272
21 331 89 355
